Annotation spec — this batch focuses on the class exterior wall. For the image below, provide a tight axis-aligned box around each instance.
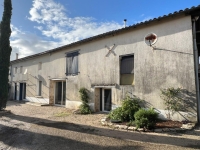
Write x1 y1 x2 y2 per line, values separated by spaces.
10 15 197 121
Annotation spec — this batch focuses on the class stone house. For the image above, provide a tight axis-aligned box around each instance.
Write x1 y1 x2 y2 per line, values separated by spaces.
9 5 200 122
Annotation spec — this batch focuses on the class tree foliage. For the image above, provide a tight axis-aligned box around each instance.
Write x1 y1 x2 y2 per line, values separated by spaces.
0 0 12 110
79 87 91 114
160 87 183 119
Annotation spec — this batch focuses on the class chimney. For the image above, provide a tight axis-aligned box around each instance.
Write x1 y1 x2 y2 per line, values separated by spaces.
124 19 127 27
16 53 18 60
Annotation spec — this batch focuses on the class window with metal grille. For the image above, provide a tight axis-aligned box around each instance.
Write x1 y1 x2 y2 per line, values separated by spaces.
120 54 134 85
66 51 79 75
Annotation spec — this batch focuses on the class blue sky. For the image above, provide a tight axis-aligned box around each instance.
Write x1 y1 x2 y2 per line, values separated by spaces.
0 0 199 60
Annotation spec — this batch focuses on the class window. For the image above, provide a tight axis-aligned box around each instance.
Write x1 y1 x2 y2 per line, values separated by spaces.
20 66 23 74
38 62 42 70
38 81 42 96
66 51 79 75
120 54 134 85
15 67 17 74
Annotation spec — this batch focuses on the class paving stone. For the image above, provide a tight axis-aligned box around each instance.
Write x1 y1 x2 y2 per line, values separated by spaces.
101 118 106 122
181 123 196 130
102 116 109 121
154 129 163 132
118 125 128 130
162 128 170 132
128 126 136 131
108 123 113 126
114 125 120 129
169 128 176 132
137 128 144 132
101 121 108 126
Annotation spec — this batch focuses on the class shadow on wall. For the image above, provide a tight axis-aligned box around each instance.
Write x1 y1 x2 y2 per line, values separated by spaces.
126 89 197 120
178 89 197 120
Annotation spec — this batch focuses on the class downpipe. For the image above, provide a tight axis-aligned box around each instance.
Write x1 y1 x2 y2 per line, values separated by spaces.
192 17 200 123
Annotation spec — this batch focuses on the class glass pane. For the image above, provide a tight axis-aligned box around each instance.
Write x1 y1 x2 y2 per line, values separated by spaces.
39 81 42 96
55 82 62 105
104 89 111 111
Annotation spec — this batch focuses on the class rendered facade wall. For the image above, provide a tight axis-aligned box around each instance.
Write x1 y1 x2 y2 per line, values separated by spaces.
10 15 197 121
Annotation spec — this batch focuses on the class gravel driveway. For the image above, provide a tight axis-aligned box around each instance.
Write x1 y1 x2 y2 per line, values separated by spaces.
0 101 200 150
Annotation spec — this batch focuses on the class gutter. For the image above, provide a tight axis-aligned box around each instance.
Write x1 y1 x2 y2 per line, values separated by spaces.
192 16 200 123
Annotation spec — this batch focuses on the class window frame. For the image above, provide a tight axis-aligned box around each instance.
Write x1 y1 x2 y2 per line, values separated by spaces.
65 50 79 76
120 54 134 85
38 81 42 96
20 66 23 74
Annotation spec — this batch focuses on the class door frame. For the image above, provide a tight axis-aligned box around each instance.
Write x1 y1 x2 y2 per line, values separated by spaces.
14 83 17 100
54 81 66 106
101 88 112 112
19 82 26 100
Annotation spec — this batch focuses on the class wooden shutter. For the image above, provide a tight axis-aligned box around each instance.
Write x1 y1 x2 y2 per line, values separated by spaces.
120 55 134 74
66 51 79 75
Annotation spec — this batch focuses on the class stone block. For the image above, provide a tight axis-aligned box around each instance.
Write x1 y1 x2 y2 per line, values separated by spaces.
154 128 163 132
128 126 136 131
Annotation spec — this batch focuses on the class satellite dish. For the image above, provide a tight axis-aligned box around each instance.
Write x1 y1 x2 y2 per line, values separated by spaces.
144 33 158 46
24 69 27 75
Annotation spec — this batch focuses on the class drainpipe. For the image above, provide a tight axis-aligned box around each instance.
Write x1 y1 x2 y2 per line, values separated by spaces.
192 16 200 123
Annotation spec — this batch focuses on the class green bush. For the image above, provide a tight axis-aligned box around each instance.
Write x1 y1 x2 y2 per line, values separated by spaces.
79 87 91 114
121 96 141 121
79 88 89 103
108 107 123 121
108 96 141 122
79 103 91 114
134 108 159 129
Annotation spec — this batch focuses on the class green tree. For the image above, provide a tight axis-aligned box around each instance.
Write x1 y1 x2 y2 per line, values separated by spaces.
0 0 12 110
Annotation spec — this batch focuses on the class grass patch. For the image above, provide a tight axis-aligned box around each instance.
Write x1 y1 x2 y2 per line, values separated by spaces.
54 112 71 117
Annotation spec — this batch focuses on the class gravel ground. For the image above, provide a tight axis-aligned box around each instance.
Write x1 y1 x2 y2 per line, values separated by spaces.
0 101 200 150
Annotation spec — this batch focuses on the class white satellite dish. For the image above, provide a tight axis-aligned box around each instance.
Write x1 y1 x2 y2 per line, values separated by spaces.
24 69 27 75
144 33 158 47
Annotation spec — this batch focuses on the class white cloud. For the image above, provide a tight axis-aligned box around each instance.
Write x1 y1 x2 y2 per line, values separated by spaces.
28 0 123 45
10 25 60 60
10 0 123 60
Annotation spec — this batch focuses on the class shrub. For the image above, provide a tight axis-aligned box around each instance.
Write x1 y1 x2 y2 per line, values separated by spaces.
79 88 89 103
79 103 91 114
108 96 141 122
108 107 123 121
160 87 183 119
134 108 159 129
121 96 141 121
79 87 91 114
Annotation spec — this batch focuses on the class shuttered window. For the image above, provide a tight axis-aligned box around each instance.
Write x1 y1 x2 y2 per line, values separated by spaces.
120 55 134 85
66 51 79 75
120 55 134 74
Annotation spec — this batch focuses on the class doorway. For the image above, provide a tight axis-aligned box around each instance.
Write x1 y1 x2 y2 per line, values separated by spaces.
55 81 66 106
19 83 26 100
100 88 112 112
